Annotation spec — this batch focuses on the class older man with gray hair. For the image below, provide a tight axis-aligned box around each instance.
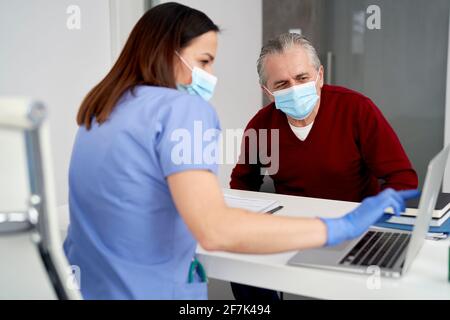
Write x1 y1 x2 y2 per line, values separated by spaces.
230 33 418 301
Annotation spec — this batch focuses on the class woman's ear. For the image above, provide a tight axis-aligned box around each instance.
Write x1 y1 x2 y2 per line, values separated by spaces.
173 54 183 84
174 53 192 85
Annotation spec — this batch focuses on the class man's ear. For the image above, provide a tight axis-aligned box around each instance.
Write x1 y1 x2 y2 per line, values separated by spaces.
262 85 274 102
319 65 325 88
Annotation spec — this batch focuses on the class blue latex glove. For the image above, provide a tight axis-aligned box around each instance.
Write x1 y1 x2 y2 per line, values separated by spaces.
321 188 421 246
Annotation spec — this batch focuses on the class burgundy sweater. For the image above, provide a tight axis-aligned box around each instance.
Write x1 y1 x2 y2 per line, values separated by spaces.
230 85 418 202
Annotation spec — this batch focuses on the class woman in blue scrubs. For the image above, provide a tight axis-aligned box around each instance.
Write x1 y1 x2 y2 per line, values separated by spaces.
64 2 418 299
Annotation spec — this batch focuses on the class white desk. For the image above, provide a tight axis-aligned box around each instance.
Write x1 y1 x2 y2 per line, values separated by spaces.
197 189 450 300
0 231 56 299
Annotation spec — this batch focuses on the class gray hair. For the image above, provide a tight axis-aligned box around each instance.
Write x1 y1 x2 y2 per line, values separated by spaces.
257 33 321 85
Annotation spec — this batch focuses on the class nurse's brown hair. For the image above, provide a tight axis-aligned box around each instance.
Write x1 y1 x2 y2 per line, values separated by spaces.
77 2 219 130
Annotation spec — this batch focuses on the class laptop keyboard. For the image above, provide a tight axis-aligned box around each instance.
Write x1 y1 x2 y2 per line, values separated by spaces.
339 231 411 268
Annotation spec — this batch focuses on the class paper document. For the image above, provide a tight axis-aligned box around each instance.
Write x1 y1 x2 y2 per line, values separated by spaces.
224 193 280 213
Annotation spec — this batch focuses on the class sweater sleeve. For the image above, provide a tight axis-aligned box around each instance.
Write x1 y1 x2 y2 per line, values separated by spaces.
229 116 264 191
357 97 418 191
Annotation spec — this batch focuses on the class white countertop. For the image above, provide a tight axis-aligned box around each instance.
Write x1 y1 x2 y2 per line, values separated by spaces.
197 189 450 300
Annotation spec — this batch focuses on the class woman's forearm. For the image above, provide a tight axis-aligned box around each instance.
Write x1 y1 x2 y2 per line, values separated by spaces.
202 207 327 253
168 170 327 254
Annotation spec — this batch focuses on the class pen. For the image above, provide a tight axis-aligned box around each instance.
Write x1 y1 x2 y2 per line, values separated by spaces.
266 205 284 214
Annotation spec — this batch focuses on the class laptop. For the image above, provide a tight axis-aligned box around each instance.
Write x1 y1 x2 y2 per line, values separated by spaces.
288 145 450 278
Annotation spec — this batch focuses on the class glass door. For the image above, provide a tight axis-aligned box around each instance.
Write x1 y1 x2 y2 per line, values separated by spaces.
263 0 450 186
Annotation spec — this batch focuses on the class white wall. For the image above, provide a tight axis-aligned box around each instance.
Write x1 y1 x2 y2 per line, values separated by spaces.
0 130 29 211
0 0 145 207
159 0 263 186
0 0 261 210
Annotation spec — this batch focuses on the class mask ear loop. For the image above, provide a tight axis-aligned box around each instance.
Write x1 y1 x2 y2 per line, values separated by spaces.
175 51 193 71
315 70 321 84
262 85 274 96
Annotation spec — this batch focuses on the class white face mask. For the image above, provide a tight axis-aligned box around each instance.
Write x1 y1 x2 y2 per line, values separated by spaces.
175 51 218 101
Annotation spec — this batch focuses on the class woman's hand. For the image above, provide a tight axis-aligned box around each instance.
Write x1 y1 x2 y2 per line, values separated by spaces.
321 188 421 246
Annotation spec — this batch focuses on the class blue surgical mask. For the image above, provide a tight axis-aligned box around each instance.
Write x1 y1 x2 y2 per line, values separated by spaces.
265 74 320 120
175 51 218 101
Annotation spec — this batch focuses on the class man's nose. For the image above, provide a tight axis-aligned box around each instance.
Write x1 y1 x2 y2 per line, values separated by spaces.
288 79 298 88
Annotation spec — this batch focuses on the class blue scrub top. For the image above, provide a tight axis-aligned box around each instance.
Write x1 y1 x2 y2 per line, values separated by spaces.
64 85 221 299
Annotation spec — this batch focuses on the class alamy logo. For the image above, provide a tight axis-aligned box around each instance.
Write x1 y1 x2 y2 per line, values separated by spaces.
66 5 81 30
366 265 381 290
366 5 381 30
170 121 280 175
66 265 81 291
